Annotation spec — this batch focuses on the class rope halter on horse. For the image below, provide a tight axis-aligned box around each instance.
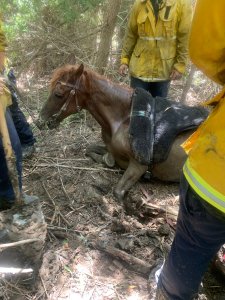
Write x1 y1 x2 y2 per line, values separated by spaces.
51 76 82 122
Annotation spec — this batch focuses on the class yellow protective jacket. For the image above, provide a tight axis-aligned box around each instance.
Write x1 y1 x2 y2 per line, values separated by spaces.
183 0 225 213
0 19 7 52
121 0 192 81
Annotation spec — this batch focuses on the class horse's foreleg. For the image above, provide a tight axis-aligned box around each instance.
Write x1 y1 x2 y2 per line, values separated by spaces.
114 159 148 201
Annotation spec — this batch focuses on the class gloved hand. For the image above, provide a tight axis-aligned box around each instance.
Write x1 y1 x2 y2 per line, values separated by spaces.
170 68 182 80
119 64 129 76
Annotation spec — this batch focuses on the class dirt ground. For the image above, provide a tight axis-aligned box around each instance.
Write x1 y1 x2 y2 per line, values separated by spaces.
1 78 225 299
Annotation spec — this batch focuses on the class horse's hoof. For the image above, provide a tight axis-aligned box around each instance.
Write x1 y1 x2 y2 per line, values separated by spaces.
102 153 115 168
86 152 103 164
114 189 125 201
141 171 152 181
86 144 107 155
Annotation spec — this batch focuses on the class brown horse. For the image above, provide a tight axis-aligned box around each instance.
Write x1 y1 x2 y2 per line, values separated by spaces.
38 64 205 200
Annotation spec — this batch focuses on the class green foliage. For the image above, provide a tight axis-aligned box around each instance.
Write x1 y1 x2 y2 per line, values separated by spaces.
1 0 104 42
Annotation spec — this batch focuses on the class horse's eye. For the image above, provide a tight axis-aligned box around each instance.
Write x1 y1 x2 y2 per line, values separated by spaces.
54 91 63 98
54 83 64 98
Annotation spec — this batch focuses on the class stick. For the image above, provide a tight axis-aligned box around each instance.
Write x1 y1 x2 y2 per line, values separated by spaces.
92 241 157 276
39 273 50 299
57 158 71 201
139 193 178 221
0 267 33 274
42 183 71 226
0 238 41 249
143 201 178 218
36 163 122 173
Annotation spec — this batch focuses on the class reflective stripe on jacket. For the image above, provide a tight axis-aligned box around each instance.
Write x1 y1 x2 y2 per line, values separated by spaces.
121 0 192 81
184 159 225 214
182 0 225 213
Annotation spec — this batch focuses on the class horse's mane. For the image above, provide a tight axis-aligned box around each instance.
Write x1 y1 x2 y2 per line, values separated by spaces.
50 64 104 90
50 64 132 101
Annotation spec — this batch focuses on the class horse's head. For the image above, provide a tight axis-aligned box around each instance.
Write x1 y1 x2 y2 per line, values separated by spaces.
38 64 88 129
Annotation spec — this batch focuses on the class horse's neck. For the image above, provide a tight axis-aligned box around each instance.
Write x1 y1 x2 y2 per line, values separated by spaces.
86 76 132 134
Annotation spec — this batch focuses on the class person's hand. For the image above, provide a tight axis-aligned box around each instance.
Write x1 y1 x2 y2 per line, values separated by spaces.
119 64 129 76
170 69 182 80
0 52 5 73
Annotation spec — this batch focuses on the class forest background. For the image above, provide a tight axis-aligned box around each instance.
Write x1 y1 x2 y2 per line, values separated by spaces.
1 0 220 103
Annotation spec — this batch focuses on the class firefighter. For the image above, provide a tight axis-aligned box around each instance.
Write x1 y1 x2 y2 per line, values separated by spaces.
0 17 36 159
156 0 225 299
119 0 192 97
0 20 38 209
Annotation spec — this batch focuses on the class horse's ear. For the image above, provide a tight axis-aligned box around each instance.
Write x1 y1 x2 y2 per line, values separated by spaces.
83 70 91 92
75 63 84 78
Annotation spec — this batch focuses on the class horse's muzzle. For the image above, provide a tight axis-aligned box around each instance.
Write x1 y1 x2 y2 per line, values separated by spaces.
36 116 60 130
35 117 47 130
46 118 60 129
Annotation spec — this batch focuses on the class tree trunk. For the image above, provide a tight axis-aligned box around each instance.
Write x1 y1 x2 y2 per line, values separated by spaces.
180 64 196 103
114 0 133 71
95 0 122 74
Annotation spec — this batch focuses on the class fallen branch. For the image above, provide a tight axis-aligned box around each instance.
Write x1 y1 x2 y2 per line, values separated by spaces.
42 183 71 227
92 240 157 276
142 201 178 219
35 163 122 173
0 267 33 274
0 238 41 249
39 273 50 299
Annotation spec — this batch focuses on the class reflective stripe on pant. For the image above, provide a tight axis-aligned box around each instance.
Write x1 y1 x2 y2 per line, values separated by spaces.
130 76 170 98
158 174 225 300
0 109 22 201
